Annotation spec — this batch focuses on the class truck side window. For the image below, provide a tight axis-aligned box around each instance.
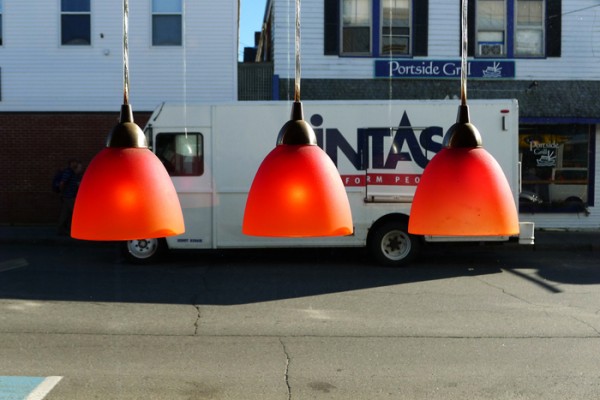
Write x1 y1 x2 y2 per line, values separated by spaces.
155 132 204 176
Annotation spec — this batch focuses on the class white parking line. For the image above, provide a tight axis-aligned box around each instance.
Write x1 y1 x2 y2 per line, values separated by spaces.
0 258 28 272
25 376 63 400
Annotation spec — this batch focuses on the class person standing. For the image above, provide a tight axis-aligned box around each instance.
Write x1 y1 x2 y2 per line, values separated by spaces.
57 159 83 236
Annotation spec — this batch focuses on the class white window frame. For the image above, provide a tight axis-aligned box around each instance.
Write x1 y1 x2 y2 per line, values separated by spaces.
514 0 545 57
475 0 507 57
380 0 411 56
341 0 372 55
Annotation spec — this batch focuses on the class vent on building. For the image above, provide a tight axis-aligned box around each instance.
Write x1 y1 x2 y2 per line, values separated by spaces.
479 43 503 56
238 62 274 101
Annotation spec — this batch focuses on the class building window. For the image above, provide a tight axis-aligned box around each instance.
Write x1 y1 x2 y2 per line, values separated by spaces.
152 0 182 46
155 133 204 176
476 0 506 57
61 0 91 46
470 0 560 58
381 0 411 56
519 124 594 213
515 0 544 56
342 0 371 55
325 0 428 57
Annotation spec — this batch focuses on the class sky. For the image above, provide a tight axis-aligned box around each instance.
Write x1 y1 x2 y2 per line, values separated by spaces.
239 0 268 60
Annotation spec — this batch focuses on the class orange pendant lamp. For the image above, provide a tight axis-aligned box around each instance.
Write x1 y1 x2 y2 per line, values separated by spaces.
408 105 519 236
408 0 518 237
242 101 353 237
71 0 184 241
242 0 352 237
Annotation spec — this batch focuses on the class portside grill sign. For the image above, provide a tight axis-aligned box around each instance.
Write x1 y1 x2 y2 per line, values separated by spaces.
375 60 515 79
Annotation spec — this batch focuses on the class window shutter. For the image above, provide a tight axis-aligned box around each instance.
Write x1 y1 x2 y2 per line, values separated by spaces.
413 0 429 56
324 0 340 55
466 0 475 57
546 0 561 57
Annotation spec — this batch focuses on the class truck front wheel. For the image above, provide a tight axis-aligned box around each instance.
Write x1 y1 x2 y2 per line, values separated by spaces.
368 221 421 267
121 238 166 264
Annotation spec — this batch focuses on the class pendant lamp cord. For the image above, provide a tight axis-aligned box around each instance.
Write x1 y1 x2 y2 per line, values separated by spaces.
122 0 131 105
460 0 468 107
294 0 301 102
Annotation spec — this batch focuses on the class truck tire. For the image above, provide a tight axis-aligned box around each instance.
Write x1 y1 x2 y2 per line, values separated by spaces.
121 238 166 264
368 220 421 266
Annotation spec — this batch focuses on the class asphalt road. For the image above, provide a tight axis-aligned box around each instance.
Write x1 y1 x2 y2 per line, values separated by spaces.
1 242 599 399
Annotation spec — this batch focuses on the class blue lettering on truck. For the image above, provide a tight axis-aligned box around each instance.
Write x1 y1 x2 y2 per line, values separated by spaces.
310 111 443 183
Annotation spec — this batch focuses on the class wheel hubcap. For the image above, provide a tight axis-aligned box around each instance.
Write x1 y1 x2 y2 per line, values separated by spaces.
128 239 157 259
381 231 410 260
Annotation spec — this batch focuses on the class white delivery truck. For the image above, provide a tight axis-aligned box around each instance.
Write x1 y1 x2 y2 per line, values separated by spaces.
123 100 534 266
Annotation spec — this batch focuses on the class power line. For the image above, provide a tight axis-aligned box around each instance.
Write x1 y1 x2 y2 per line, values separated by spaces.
550 4 600 19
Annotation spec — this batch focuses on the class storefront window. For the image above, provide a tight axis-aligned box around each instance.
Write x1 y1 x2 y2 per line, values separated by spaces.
519 124 593 213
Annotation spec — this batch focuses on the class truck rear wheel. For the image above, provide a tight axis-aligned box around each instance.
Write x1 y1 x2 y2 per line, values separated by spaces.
368 221 421 266
121 238 166 264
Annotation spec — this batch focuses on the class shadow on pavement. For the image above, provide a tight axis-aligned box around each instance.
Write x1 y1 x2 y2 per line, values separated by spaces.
0 242 597 305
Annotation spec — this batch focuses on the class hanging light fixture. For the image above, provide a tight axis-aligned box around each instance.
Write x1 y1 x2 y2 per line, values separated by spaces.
408 0 519 236
71 0 184 240
242 0 352 237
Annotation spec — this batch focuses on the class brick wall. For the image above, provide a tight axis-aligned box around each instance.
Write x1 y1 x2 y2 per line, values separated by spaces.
0 112 151 225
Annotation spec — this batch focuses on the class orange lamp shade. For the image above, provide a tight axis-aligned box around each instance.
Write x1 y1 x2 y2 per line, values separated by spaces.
408 147 519 236
243 144 353 237
71 147 185 240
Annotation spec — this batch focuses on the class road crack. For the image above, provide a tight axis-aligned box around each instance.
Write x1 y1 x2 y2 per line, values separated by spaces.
474 275 535 305
279 338 292 400
193 305 201 335
571 316 600 336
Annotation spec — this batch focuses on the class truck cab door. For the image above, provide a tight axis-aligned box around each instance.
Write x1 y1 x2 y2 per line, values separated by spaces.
152 129 214 249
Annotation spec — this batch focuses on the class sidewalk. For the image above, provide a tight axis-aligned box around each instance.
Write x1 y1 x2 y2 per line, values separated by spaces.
0 225 598 251
529 228 600 251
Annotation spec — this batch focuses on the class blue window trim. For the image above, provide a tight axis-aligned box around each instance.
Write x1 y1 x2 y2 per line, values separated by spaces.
372 0 380 57
506 0 515 58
